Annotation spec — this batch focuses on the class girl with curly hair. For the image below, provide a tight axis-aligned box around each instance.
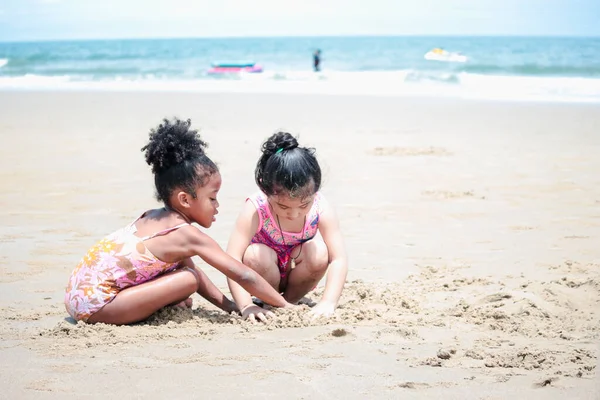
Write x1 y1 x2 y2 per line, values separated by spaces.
64 118 293 325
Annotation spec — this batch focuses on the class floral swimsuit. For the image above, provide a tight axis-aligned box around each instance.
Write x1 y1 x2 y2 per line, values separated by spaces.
64 213 189 322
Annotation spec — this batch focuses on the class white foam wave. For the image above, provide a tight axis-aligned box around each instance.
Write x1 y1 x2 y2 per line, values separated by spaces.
0 58 8 68
0 74 70 89
0 71 599 104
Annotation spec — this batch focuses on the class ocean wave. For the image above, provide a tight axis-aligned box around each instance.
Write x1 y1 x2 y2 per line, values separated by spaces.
404 70 460 84
462 63 600 78
1 70 599 104
0 59 7 69
0 52 152 66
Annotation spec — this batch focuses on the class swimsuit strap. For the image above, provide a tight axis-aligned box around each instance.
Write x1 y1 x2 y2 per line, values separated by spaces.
139 223 190 241
129 212 148 228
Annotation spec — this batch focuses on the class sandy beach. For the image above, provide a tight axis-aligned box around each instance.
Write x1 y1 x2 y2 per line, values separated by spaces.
0 91 598 399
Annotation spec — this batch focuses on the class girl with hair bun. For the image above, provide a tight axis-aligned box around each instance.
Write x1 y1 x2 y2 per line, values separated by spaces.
226 132 348 322
65 118 293 325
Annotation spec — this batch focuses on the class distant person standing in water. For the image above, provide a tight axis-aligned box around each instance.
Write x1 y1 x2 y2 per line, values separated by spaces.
313 49 321 72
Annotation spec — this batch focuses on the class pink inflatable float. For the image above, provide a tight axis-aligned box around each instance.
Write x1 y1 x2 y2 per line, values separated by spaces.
207 62 263 74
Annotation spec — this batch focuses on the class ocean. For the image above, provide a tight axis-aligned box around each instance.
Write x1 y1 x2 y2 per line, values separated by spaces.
1 36 600 103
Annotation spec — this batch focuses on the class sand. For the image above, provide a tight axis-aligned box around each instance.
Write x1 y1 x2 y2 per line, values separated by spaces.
0 91 598 399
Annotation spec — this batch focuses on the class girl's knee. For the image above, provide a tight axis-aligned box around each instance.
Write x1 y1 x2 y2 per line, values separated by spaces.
243 244 277 272
307 257 328 274
302 242 329 274
179 267 201 293
242 244 280 289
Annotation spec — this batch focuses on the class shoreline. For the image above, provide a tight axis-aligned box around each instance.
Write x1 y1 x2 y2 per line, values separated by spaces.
3 88 600 106
0 70 600 105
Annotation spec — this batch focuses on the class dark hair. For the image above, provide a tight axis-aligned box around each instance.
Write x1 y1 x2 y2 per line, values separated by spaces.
255 132 321 199
141 118 218 206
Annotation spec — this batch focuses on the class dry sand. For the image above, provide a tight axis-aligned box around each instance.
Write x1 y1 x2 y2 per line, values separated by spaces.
0 91 599 399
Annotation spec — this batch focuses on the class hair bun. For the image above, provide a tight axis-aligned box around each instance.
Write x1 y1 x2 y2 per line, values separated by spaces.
262 132 298 156
255 131 321 198
142 118 208 174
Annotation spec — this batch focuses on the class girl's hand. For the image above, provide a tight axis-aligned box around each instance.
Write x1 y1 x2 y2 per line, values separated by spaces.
240 304 274 323
309 301 336 319
223 298 239 314
281 301 301 310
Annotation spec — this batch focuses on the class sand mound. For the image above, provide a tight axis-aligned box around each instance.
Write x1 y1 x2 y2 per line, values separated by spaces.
34 281 421 342
23 261 598 377
369 146 452 157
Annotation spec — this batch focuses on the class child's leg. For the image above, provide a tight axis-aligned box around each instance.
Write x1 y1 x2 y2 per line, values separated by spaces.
87 268 199 325
242 243 281 290
181 258 238 313
169 297 193 308
283 234 329 304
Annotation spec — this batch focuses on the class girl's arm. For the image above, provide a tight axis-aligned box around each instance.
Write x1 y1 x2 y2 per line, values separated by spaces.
180 258 238 313
178 224 288 309
314 198 348 314
225 201 261 311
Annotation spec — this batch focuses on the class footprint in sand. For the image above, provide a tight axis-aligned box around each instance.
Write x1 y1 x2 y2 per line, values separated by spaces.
369 146 452 157
421 190 485 200
509 225 536 231
391 382 431 389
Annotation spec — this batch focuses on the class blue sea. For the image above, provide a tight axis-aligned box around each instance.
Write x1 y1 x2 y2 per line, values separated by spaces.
1 36 600 102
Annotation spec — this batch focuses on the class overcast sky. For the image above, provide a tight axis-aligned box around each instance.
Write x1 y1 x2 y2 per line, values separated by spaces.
1 0 599 42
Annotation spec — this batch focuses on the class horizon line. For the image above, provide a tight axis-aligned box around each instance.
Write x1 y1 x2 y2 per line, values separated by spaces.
2 32 599 44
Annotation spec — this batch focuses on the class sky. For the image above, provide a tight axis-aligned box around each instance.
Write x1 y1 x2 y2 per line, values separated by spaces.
0 0 599 42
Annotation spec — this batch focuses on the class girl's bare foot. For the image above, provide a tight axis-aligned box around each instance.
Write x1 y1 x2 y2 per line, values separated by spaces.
298 296 317 307
174 297 193 309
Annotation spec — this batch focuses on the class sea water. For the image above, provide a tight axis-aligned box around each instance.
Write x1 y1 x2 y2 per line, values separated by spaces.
1 36 599 103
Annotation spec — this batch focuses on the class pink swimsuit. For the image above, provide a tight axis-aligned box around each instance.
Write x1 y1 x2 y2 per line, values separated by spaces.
64 212 189 322
248 191 322 280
